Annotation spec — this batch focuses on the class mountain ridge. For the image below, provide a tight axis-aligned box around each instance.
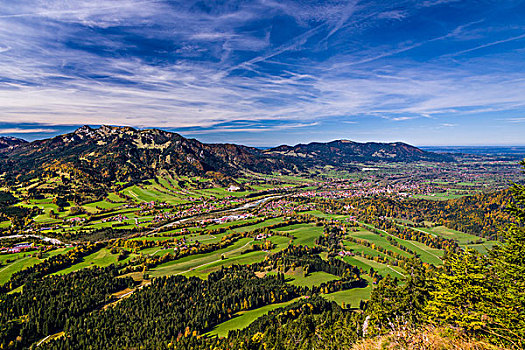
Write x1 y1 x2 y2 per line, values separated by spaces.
264 139 452 164
0 125 453 183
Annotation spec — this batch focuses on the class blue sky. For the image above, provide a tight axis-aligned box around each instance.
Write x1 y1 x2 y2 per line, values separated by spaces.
0 0 524 146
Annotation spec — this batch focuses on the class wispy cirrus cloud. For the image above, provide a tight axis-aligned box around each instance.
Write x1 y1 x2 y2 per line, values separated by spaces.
179 121 319 135
503 117 525 123
445 33 525 57
0 0 523 145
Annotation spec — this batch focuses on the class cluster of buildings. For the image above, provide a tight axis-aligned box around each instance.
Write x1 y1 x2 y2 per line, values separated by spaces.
153 212 177 223
258 199 316 216
338 250 355 257
67 217 86 225
295 180 453 200
210 213 253 224
139 201 170 209
102 214 129 223
255 232 272 240
0 242 36 254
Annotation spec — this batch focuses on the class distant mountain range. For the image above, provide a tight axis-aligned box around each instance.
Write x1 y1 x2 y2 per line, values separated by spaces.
265 139 452 164
0 126 453 182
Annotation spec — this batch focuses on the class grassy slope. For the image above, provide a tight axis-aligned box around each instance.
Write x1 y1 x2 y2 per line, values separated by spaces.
0 248 73 285
52 248 136 275
342 255 405 278
418 225 499 254
208 298 300 338
323 276 373 308
150 238 255 278
274 223 323 247
360 223 444 265
348 228 413 258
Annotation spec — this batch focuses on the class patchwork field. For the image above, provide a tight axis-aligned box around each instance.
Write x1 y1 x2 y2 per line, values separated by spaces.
415 225 499 253
360 223 444 265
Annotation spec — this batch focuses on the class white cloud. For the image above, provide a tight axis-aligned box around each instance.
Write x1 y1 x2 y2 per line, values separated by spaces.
0 0 523 140
0 127 58 134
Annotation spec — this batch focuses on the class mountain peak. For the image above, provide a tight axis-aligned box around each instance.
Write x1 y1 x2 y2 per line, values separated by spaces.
74 125 94 134
98 125 136 134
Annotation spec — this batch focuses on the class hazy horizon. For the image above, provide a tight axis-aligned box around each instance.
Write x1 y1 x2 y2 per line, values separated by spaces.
2 124 525 149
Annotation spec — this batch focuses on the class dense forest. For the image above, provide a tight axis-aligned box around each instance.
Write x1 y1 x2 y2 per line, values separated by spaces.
0 267 133 349
44 267 300 349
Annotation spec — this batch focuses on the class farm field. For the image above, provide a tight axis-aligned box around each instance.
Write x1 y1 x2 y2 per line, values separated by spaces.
360 223 444 265
231 217 284 233
274 223 323 247
303 210 349 220
0 248 73 284
53 248 136 275
414 225 499 253
150 238 257 278
342 255 405 278
0 256 40 285
323 277 373 308
347 228 413 258
412 192 470 201
161 235 294 279
182 250 270 279
208 298 300 338
287 270 340 288
121 184 187 204
342 240 389 259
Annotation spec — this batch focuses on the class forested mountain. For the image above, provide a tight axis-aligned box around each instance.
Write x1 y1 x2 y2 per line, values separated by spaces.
0 126 452 183
0 125 288 182
0 136 26 150
265 139 453 163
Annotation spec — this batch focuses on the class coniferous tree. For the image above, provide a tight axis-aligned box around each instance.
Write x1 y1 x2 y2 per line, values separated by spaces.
489 161 525 346
427 160 525 348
